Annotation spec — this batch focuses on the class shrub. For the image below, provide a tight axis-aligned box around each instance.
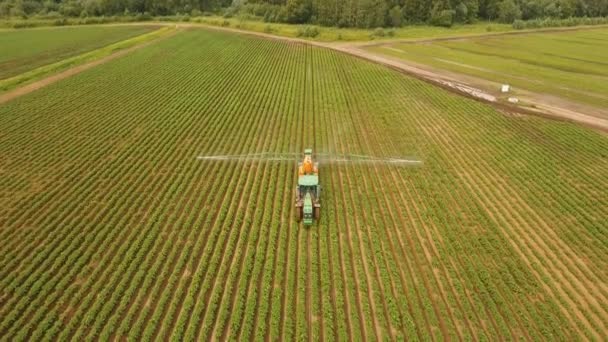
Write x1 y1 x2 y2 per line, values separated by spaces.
53 18 68 26
512 19 525 29
372 27 385 37
12 21 37 29
296 25 319 38
430 9 455 27
263 24 274 33
136 12 152 21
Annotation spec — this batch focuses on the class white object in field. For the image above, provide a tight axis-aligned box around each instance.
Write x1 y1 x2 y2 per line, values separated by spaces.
508 97 519 103
501 84 510 93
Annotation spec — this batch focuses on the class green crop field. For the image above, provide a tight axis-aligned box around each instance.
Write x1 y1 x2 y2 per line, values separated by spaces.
0 25 158 80
1 28 607 340
366 28 608 111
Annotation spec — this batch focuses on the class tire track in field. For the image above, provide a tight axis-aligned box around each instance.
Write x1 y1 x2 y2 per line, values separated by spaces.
388 113 523 339
314 49 355 342
305 45 314 342
162 38 274 342
391 78 590 339
323 48 425 341
278 42 308 342
141 35 265 340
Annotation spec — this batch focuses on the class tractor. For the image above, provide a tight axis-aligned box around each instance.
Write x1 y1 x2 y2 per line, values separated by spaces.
295 149 320 225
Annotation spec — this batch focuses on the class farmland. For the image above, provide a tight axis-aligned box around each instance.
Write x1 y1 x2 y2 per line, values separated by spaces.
1 28 607 340
0 25 158 80
365 28 608 114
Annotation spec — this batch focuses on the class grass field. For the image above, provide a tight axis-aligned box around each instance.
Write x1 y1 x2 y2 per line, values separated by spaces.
366 28 608 110
0 25 158 80
0 28 607 340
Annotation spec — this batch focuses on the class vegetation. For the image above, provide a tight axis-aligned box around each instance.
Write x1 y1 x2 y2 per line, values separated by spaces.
0 26 171 92
1 0 607 28
513 15 608 28
0 25 157 80
367 27 608 110
1 28 607 339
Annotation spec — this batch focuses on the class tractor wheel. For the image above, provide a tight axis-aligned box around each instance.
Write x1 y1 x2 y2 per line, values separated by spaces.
295 207 302 222
314 207 320 220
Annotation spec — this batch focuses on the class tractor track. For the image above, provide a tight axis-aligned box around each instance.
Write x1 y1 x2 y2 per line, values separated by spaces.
334 53 444 340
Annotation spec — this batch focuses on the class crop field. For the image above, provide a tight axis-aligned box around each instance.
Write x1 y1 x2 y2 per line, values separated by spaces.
1 28 607 340
0 25 158 80
366 28 608 112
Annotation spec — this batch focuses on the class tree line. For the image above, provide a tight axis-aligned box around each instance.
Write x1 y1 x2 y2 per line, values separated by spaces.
1 0 607 27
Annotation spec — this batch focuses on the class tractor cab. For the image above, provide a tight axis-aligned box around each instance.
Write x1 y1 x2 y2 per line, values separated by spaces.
295 149 321 225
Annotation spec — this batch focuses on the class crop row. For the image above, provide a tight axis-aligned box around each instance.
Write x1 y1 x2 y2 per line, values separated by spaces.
1 28 607 340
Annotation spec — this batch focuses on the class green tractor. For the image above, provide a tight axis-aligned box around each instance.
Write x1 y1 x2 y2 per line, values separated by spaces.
295 149 320 225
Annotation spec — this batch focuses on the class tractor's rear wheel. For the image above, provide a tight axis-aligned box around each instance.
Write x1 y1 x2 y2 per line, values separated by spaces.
314 207 320 220
296 207 303 222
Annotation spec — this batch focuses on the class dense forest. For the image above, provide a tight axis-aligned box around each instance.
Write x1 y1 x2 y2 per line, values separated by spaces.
1 0 607 27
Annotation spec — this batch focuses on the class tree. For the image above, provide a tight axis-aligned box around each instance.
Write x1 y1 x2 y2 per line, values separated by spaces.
454 2 468 22
463 0 479 21
498 0 521 22
285 0 311 23
430 0 455 26
388 5 402 26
